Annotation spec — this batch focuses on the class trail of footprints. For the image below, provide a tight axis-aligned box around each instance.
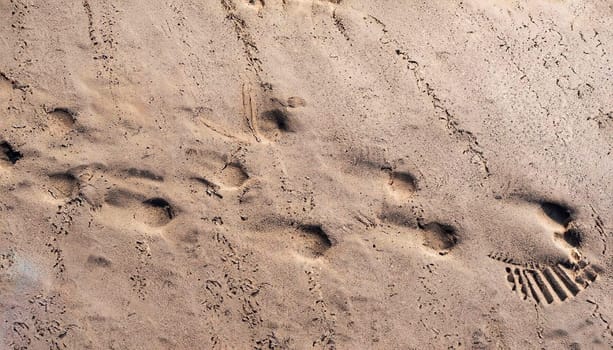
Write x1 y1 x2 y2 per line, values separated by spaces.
5 61 607 350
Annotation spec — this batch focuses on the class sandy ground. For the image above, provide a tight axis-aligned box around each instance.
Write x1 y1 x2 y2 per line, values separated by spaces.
1 0 612 349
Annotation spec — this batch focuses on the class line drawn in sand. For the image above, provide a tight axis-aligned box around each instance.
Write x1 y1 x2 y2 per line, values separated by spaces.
242 82 261 142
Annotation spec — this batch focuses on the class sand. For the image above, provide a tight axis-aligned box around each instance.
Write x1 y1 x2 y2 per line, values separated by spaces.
0 0 612 349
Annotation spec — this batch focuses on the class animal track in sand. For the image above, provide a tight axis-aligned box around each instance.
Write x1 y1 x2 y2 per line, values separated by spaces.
0 141 23 164
488 199 602 305
191 177 223 198
183 148 249 189
104 188 142 207
240 78 304 143
339 148 419 200
286 96 306 108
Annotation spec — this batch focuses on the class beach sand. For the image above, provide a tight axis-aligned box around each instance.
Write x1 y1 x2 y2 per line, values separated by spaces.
0 0 612 348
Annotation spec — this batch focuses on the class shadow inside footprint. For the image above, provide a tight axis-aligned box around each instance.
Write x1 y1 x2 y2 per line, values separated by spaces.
105 189 175 227
1 141 23 164
123 168 164 182
420 222 459 254
219 162 249 188
47 108 77 128
258 108 296 140
139 198 175 227
540 201 573 227
297 224 333 257
48 173 79 198
387 170 417 195
562 229 582 248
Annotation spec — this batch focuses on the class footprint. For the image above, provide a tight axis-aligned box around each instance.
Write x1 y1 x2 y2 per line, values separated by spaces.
104 188 176 227
487 199 603 305
137 198 175 227
45 107 77 134
257 108 297 141
419 222 459 255
378 206 458 255
48 172 79 199
104 188 143 207
377 205 417 228
383 167 418 199
0 141 23 164
218 162 249 188
191 177 223 198
183 148 249 189
539 201 572 227
252 218 334 259
296 224 333 257
492 257 602 305
538 201 585 249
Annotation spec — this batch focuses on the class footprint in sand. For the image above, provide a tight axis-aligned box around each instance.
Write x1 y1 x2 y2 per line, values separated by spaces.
105 188 176 228
487 199 602 305
251 217 334 259
382 166 418 200
44 107 78 135
48 172 80 199
257 108 297 141
377 205 459 255
254 95 304 142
